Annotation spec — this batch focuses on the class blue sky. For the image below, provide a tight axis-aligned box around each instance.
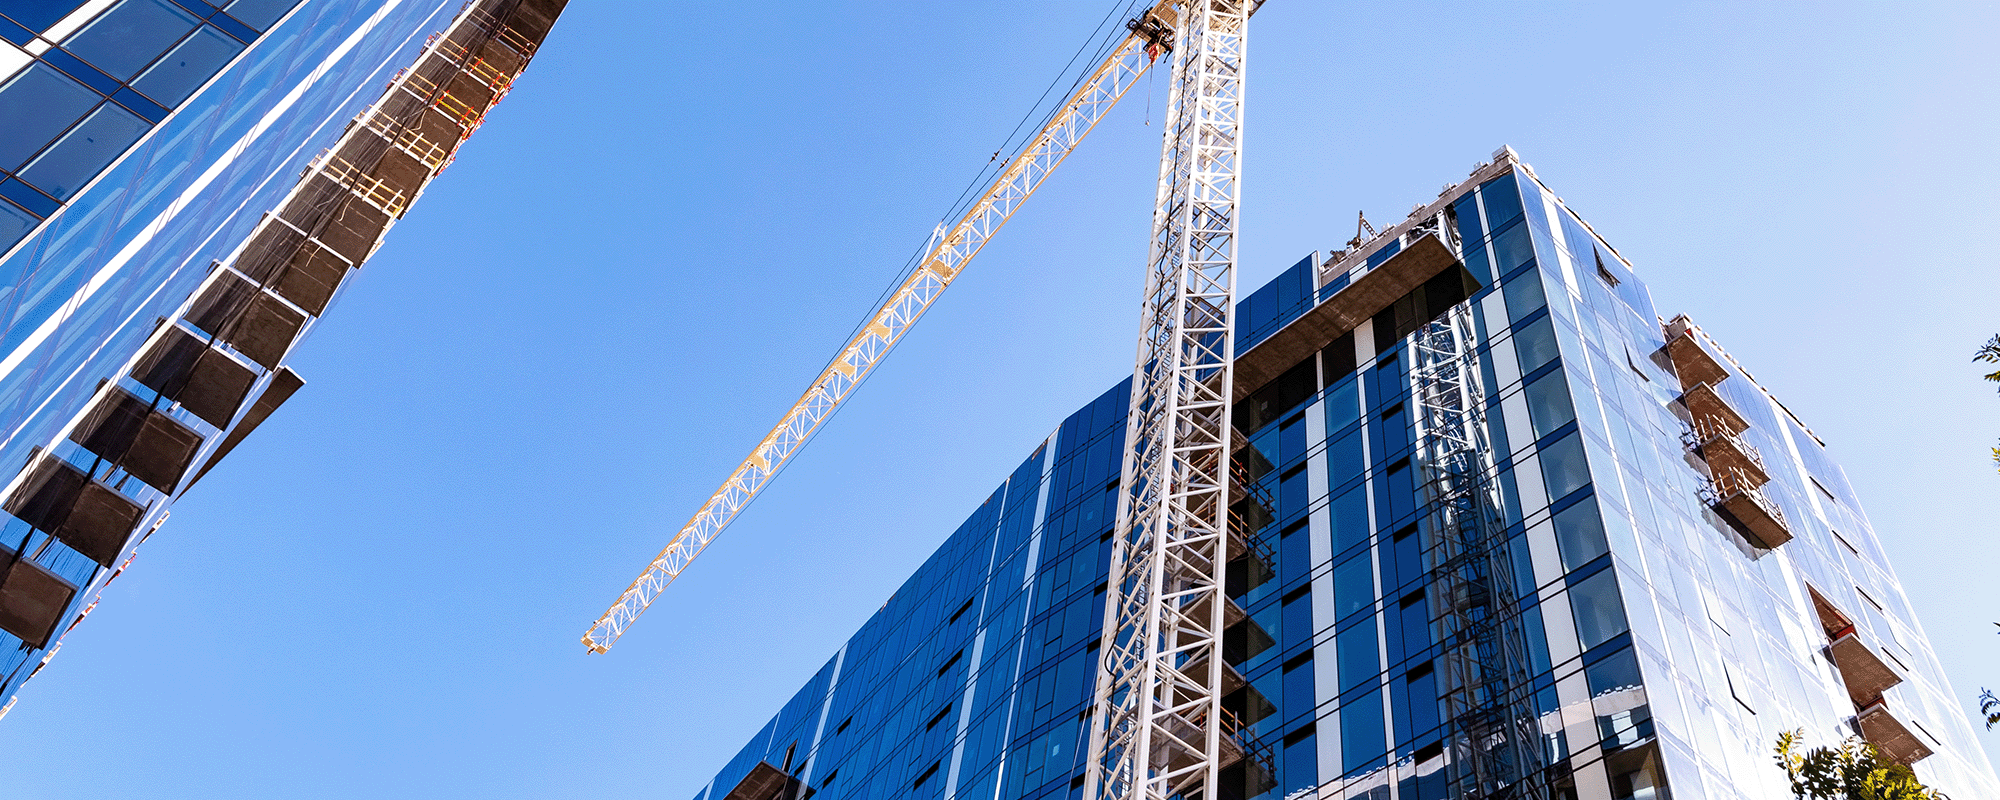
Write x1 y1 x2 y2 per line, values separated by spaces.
2 1 1998 797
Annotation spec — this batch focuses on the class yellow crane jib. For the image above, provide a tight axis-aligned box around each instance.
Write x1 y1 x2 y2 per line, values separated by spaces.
580 1 1186 654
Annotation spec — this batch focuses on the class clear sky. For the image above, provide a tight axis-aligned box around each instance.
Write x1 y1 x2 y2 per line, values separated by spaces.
1 1 1996 797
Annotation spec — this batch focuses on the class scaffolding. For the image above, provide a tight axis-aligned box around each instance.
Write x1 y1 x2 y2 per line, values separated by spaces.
1406 230 1546 799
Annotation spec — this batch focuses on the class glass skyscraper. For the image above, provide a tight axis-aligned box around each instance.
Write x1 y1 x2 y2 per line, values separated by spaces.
0 0 563 712
693 149 2000 800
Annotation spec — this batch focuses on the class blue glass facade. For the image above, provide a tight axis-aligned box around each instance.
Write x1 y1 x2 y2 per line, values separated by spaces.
0 0 564 712
696 152 2000 800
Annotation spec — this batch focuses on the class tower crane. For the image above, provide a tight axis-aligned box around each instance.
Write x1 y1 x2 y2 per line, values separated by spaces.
585 1 1252 798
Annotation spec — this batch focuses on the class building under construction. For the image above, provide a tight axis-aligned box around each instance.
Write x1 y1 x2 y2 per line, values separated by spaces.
0 0 564 712
689 151 2000 800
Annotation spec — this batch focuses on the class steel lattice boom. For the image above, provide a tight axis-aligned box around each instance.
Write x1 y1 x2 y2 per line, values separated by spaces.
582 9 1175 653
1085 2 1250 799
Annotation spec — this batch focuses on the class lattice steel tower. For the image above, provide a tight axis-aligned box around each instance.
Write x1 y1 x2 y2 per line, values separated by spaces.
1407 211 1548 799
1085 1 1250 799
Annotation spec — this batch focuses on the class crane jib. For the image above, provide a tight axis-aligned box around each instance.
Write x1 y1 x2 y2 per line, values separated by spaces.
581 11 1179 654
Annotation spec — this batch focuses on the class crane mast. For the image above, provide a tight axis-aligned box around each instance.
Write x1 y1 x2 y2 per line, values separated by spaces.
581 5 1178 654
1085 2 1249 799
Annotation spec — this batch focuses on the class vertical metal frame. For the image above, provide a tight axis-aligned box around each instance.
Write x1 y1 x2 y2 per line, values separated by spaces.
1087 1 1248 798
1407 221 1545 799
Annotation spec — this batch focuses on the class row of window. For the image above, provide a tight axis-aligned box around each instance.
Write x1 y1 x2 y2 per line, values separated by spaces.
0 0 300 249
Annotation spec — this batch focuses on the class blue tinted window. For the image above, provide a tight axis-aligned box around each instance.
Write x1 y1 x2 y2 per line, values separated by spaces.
222 0 294 30
0 198 33 248
1340 690 1386 775
1554 499 1609 572
1585 646 1641 695
1513 316 1559 374
1524 370 1575 439
1451 192 1483 241
1283 591 1313 649
0 64 98 170
133 24 242 106
0 0 86 32
19 102 147 198
1503 266 1547 321
1284 726 1319 793
1333 554 1372 620
1538 432 1591 501
1365 238 1402 269
1332 485 1368 552
1324 375 1359 431
1492 221 1534 273
1326 428 1363 486
1338 621 1378 691
1377 404 1409 459
1402 668 1439 743
1569 570 1628 651
1384 460 1414 522
1462 242 1491 285
64 0 198 79
1278 414 1307 467
1479 173 1524 229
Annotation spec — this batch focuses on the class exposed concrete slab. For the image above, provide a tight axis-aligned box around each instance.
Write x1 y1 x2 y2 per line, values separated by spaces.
1235 234 1466 403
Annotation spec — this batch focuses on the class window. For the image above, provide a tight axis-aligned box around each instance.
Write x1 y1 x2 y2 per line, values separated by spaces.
63 0 200 80
17 101 147 198
1331 485 1369 552
1338 692 1384 776
1594 251 1621 287
132 25 243 106
0 64 99 170
223 0 296 30
1568 570 1629 650
1503 267 1547 323
4 1 89 32
0 200 34 250
1553 499 1609 572
1324 373 1360 433
1538 432 1591 502
1524 370 1576 439
1337 619 1379 692
1333 553 1373 620
1513 316 1560 374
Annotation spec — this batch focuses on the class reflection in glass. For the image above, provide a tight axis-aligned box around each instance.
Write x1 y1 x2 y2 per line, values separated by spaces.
222 0 296 30
1514 316 1560 375
0 0 88 33
133 25 242 106
0 199 33 250
1569 570 1629 650
0 64 98 170
1554 499 1609 572
19 103 147 199
1539 432 1591 501
1525 370 1576 439
63 0 198 79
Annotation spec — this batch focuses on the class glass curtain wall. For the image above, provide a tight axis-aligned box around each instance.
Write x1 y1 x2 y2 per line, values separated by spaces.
696 160 2000 800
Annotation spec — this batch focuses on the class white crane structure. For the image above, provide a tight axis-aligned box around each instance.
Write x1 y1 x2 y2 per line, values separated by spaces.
586 2 1258 797
1083 1 1248 799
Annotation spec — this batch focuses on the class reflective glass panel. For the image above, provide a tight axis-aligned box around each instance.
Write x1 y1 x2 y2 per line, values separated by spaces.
0 198 32 248
133 24 241 105
62 0 198 79
0 0 86 32
19 101 146 198
0 64 97 170
222 0 294 30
